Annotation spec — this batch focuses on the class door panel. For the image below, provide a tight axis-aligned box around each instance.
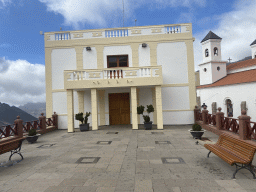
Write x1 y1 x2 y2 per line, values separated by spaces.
109 93 130 125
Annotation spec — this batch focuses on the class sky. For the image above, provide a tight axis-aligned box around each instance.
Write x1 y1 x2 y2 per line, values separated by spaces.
0 0 256 107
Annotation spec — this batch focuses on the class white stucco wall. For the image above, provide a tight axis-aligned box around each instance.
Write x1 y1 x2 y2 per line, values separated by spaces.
139 45 150 66
199 63 212 85
163 111 194 124
58 116 68 129
103 46 132 68
83 47 97 69
157 42 188 84
211 63 227 83
51 49 76 89
162 87 190 110
52 92 67 115
197 82 256 122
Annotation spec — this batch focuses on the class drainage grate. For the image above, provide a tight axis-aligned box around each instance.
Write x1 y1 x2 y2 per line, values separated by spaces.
106 132 118 134
151 132 164 135
161 157 185 164
76 157 101 164
96 141 112 145
37 144 56 148
155 141 171 144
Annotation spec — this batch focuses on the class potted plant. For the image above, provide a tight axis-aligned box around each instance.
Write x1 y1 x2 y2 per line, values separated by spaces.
26 129 41 144
75 112 91 132
137 104 154 130
189 123 205 139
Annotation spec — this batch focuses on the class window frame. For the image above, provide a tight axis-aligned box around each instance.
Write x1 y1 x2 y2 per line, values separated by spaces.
107 55 129 68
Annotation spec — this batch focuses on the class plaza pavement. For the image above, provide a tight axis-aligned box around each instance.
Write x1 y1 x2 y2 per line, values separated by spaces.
1 124 256 192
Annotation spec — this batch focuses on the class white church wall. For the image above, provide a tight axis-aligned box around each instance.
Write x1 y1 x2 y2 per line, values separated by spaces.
51 49 76 90
199 63 213 85
103 46 132 68
228 66 256 74
83 47 97 69
139 45 150 66
211 63 227 83
210 41 222 61
201 40 211 63
157 42 188 84
197 82 256 122
251 44 256 59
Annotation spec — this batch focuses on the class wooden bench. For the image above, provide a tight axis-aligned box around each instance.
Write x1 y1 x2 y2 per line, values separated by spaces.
204 133 256 179
0 137 25 166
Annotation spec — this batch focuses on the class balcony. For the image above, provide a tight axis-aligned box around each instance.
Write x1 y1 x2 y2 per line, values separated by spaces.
64 66 163 89
45 23 192 41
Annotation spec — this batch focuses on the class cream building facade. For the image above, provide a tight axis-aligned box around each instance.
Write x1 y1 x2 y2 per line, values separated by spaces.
44 23 197 132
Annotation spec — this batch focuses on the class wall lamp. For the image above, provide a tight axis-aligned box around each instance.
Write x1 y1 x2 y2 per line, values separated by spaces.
86 47 91 51
142 43 147 48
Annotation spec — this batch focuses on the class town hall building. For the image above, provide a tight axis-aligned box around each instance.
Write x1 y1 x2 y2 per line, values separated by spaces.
196 31 256 122
44 23 197 132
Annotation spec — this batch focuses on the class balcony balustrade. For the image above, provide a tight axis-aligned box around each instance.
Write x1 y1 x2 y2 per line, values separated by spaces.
64 66 163 89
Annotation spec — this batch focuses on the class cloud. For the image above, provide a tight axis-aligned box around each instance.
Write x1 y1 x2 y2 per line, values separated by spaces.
0 57 45 107
194 0 256 71
0 0 11 8
39 0 206 28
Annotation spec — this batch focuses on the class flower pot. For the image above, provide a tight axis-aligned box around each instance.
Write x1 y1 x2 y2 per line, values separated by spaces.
26 134 41 144
144 121 152 130
80 123 89 132
189 130 205 139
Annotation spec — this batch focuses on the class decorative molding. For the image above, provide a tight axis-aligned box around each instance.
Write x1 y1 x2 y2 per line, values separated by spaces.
125 71 137 76
186 25 191 33
46 35 51 41
131 30 141 34
92 32 102 37
151 28 162 33
52 89 66 92
89 73 101 78
154 69 160 76
73 33 83 38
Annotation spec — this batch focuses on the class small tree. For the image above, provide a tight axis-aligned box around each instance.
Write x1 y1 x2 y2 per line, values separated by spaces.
84 112 91 124
28 129 37 136
137 104 154 123
192 123 202 131
75 112 91 125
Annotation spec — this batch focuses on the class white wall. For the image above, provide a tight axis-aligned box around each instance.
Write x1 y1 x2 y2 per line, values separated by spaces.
58 116 68 129
163 111 194 124
84 90 92 125
51 49 76 89
52 92 67 115
139 45 150 66
162 87 190 110
199 62 212 85
197 82 256 122
103 46 132 68
211 63 227 83
157 42 188 84
83 47 97 69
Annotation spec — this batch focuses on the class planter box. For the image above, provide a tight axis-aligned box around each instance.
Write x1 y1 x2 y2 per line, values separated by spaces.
144 122 153 130
26 134 41 144
80 124 90 132
189 130 205 139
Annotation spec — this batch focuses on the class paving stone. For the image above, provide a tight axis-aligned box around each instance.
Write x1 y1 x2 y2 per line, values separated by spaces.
59 179 87 186
44 186 75 192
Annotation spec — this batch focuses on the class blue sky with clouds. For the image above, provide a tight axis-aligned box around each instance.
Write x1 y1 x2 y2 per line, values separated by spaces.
0 0 256 106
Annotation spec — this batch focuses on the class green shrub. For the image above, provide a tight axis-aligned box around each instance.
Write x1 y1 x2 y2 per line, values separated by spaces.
84 112 91 124
75 112 91 124
143 115 150 123
192 123 202 131
137 105 145 115
28 129 37 136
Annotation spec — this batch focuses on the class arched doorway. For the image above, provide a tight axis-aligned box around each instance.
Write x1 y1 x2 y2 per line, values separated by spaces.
226 99 233 117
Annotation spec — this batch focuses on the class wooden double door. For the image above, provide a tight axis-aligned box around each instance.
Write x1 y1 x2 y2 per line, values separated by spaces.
109 93 130 125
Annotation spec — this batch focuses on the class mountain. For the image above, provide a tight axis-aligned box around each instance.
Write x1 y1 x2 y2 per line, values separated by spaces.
0 102 38 127
18 102 46 119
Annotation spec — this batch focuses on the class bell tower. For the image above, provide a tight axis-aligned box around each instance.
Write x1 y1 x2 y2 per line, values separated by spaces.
250 39 256 59
198 31 227 85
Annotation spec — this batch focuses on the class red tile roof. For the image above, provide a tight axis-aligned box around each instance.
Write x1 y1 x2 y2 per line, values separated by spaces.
227 58 256 70
196 69 256 89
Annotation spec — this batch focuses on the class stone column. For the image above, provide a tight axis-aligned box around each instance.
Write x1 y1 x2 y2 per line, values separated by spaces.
238 110 251 140
194 106 200 123
52 112 58 129
45 48 53 119
151 87 157 124
136 88 140 125
98 90 106 126
39 113 46 131
77 91 84 113
131 87 138 129
14 116 23 138
202 106 208 124
212 102 217 114
67 89 74 132
216 107 224 130
155 85 163 129
91 88 98 130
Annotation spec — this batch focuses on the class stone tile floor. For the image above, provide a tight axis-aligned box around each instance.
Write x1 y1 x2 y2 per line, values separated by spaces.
1 124 256 192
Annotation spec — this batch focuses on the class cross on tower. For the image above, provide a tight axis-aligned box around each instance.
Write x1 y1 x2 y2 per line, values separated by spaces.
228 57 232 63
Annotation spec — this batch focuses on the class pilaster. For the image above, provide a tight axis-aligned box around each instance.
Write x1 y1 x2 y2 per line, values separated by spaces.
75 46 84 70
137 88 140 124
45 48 53 118
91 88 98 130
155 86 163 129
131 87 138 129
77 91 84 113
151 87 157 124
98 90 106 126
148 42 158 66
185 40 197 110
67 89 74 132
130 43 140 67
95 45 104 69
